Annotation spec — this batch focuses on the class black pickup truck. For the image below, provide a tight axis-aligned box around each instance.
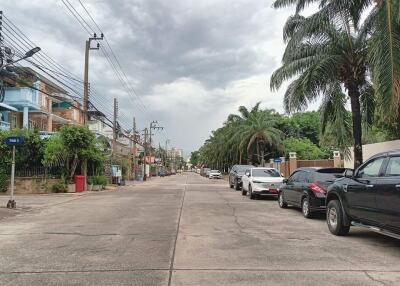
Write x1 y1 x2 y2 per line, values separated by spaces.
326 150 400 239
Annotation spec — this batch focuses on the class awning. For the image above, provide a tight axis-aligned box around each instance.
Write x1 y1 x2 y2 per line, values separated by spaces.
0 102 18 112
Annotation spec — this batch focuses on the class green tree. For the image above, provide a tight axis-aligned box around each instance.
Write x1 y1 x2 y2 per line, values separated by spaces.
284 138 327 160
233 109 283 166
272 0 400 167
271 8 372 168
190 151 200 166
43 126 105 181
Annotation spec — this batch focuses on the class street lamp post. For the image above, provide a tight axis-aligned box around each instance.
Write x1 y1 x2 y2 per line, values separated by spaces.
0 46 41 103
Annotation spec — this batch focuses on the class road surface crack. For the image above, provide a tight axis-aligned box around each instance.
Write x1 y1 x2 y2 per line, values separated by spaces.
364 271 391 286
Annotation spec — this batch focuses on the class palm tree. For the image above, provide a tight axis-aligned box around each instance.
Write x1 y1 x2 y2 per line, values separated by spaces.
270 6 373 168
272 0 400 167
232 110 283 166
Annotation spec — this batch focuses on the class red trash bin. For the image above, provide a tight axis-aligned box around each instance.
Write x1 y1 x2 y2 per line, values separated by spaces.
75 175 85 193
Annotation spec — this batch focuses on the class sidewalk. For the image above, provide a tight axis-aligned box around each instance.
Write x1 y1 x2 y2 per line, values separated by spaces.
0 179 148 220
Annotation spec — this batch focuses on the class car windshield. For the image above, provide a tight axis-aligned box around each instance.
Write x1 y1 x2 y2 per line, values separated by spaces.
252 169 280 177
211 170 219 173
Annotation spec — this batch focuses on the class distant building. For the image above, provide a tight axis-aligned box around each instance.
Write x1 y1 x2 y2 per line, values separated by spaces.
168 147 183 158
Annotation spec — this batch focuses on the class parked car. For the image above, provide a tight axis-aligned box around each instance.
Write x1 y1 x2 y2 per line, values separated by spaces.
326 150 400 238
229 164 255 190
208 170 222 179
201 168 211 177
278 167 346 218
241 167 284 199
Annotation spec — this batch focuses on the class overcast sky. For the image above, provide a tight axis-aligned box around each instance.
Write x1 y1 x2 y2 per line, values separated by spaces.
2 0 312 156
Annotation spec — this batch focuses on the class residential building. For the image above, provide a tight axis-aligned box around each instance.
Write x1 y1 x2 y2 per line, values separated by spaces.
0 67 84 131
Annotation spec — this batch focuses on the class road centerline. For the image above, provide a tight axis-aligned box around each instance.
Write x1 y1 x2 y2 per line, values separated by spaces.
167 174 188 286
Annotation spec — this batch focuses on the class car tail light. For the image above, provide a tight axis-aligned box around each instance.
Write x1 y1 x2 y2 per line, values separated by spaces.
309 183 326 194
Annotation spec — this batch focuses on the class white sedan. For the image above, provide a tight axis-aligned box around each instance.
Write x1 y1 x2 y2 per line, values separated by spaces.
241 168 284 199
208 170 222 179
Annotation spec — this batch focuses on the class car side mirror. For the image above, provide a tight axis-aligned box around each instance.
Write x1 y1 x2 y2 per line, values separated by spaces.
281 173 284 177
282 178 288 184
344 169 354 178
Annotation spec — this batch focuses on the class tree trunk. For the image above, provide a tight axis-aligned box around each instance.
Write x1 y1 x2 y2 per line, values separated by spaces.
261 149 265 167
349 86 363 169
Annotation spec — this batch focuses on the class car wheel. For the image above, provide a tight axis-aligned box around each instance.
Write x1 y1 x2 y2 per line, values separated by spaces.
302 196 313 219
241 189 247 196
234 180 240 190
326 200 350 236
249 185 256 200
278 192 287 208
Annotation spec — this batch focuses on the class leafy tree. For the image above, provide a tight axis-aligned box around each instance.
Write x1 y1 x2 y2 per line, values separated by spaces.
284 138 327 160
190 151 200 166
43 126 105 181
278 112 321 145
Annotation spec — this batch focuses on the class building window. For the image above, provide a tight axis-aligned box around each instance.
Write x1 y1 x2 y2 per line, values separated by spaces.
11 115 18 129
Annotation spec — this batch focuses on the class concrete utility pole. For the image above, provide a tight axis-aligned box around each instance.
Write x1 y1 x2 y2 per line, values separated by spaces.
83 33 103 125
143 128 148 181
148 121 163 178
131 117 137 181
113 98 118 148
165 139 170 168
82 33 103 191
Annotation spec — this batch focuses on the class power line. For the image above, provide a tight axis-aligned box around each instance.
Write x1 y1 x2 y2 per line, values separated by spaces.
63 0 148 113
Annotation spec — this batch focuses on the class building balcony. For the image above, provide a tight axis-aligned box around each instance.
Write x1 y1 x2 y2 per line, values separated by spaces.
3 87 40 110
0 121 10 131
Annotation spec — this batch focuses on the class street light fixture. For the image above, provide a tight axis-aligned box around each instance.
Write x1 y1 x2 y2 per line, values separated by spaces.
24 47 41 58
0 46 41 70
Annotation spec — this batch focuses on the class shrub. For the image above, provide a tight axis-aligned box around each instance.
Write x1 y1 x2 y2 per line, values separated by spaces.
0 171 8 193
91 175 108 186
51 182 67 193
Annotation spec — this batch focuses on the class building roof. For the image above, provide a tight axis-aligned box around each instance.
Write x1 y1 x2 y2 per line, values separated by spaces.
15 66 68 94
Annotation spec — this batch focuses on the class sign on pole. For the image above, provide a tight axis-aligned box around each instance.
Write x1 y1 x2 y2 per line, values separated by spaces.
4 136 23 209
5 136 24 146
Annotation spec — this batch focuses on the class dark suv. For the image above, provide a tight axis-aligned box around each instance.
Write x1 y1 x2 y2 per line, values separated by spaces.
229 165 254 190
278 168 346 218
326 150 400 238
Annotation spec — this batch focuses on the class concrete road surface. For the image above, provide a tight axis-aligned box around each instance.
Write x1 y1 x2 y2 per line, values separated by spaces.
0 173 400 285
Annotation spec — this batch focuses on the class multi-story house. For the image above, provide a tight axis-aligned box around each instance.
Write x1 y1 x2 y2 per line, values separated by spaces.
0 67 84 132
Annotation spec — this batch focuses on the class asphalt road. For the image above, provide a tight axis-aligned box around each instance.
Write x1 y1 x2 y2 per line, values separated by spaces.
0 173 400 285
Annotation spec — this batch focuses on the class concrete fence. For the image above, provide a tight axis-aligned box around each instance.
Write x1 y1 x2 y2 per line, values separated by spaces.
278 151 341 178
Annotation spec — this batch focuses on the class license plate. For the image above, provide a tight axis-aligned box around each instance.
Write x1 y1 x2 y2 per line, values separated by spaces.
269 188 278 193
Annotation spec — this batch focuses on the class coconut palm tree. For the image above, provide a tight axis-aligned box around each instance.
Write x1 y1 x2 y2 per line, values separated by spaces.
272 0 400 167
232 110 283 166
270 6 374 167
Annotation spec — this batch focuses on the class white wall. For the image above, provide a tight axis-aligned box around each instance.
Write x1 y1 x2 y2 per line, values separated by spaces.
344 140 400 168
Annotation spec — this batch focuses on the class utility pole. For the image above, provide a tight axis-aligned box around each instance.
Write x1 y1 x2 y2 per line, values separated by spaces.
143 128 148 181
148 121 163 178
82 33 103 191
131 117 137 181
165 139 170 168
113 98 118 146
0 11 4 103
83 33 103 124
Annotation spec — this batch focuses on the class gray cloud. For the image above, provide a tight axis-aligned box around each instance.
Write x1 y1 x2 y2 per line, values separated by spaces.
2 0 294 154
